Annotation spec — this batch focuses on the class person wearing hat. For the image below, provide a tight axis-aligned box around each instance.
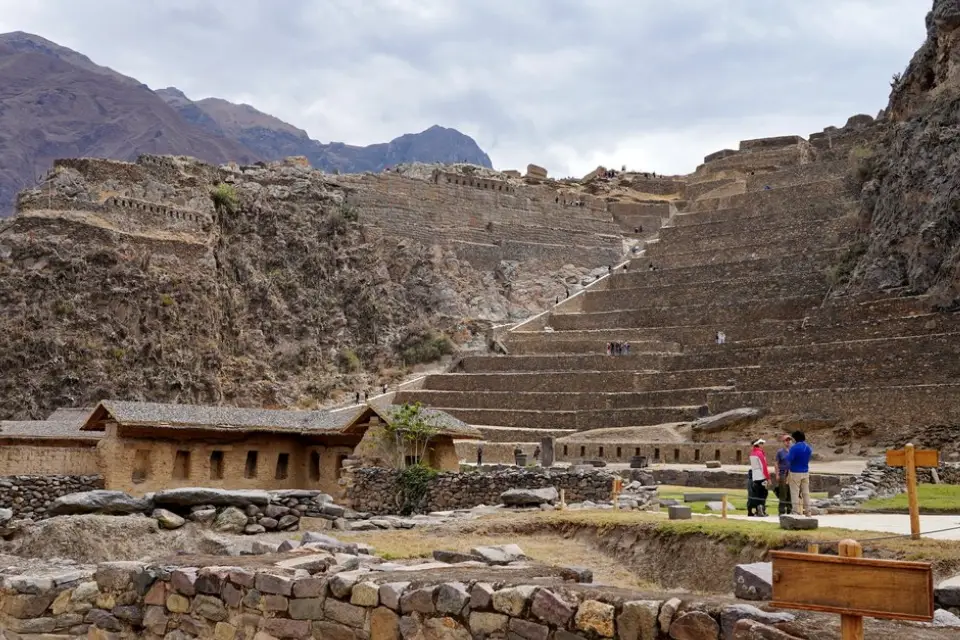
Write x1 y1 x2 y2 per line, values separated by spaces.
747 438 770 517
774 435 794 515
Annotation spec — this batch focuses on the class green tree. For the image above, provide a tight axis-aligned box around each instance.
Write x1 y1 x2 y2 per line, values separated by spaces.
384 402 440 468
210 183 238 214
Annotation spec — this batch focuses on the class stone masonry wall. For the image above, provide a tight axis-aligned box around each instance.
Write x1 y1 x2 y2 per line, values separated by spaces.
0 474 103 521
0 559 796 639
346 467 616 514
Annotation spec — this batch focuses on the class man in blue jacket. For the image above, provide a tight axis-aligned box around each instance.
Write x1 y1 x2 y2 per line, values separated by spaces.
787 430 813 516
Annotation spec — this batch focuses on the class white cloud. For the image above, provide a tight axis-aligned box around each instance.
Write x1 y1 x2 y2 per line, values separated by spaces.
0 0 931 175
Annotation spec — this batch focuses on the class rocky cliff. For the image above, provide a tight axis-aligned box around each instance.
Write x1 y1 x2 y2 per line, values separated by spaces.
0 156 609 420
846 0 960 308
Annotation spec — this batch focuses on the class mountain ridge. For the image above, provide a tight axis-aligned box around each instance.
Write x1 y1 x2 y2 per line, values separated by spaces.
0 31 492 215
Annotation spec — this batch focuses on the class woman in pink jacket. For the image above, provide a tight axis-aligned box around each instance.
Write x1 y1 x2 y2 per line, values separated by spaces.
747 439 770 517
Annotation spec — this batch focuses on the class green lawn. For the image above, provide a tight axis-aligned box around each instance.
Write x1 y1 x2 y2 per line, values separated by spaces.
656 484 827 514
860 484 960 514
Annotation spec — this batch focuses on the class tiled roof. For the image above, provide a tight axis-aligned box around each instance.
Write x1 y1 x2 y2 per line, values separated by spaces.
83 400 367 434
375 404 482 440
0 420 101 441
46 408 94 427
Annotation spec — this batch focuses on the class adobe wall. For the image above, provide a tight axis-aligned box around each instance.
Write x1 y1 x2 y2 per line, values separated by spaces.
98 428 353 497
0 474 103 521
0 559 758 640
0 440 100 476
346 467 616 514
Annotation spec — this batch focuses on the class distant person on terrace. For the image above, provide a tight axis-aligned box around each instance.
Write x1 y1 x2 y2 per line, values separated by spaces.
787 431 813 516
747 439 770 517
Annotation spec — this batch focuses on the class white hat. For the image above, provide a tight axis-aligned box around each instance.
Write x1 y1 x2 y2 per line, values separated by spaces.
752 438 765 446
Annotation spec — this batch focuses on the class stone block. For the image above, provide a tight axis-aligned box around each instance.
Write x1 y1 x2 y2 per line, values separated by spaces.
509 616 550 640
260 594 289 613
706 461 722 469
166 593 191 613
469 611 508 636
330 570 366 598
379 582 410 611
1 592 56 618
575 599 615 637
530 588 577 627
192 594 229 621
142 605 168 635
170 568 198 596
324 598 368 629
260 617 311 639
401 586 438 614
778 515 818 530
93 561 147 592
734 563 772 601
668 505 692 520
492 585 536 616
436 582 469 615
731 619 803 639
470 582 495 610
222 582 243 608
617 600 661 640
214 621 238 640
936 584 960 608
351 581 380 607
288 598 325 620
669 610 720 639
659 598 682 633
371 606 400 639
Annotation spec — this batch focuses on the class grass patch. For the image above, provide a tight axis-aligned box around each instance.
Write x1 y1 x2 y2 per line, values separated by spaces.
656 485 827 515
861 485 960 514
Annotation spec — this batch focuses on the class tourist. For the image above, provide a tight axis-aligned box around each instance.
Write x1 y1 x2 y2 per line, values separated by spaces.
787 431 813 516
634 227 639 234
477 444 484 467
624 342 630 356
533 446 541 462
747 439 770 517
775 435 793 515
382 383 388 394
355 391 360 404
606 342 612 356
608 265 612 273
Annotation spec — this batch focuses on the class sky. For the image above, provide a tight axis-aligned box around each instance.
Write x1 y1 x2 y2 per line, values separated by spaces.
0 0 931 177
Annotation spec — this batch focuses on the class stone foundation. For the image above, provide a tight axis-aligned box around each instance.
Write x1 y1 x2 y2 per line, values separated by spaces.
346 467 617 514
0 474 103 521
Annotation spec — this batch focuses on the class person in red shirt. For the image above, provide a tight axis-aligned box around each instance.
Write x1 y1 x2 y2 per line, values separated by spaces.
747 439 771 517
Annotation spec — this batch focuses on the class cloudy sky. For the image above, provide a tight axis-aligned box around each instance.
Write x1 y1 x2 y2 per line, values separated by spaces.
0 0 930 176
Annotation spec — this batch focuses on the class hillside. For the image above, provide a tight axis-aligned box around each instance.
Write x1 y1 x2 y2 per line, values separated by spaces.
157 88 493 172
846 0 960 308
0 32 493 215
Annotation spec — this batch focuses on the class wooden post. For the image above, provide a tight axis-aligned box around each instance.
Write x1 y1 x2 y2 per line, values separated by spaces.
559 489 566 510
905 443 921 540
838 539 864 640
807 543 819 554
721 494 727 519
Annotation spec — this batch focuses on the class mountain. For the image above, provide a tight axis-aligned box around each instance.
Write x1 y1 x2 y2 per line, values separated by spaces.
0 32 257 215
0 32 492 216
156 88 493 172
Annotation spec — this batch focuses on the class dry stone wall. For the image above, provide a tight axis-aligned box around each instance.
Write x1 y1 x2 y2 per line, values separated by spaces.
0 559 802 639
0 474 103 521
346 467 616 514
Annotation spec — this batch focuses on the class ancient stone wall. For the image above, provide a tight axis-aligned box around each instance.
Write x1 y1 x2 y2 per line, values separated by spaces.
0 474 103 521
345 467 616 514
649 468 850 495
0 559 780 639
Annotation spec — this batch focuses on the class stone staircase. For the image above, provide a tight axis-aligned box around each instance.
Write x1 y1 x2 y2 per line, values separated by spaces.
395 159 960 464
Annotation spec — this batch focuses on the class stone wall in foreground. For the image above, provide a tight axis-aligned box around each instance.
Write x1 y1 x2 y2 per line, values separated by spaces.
0 474 103 521
346 467 616 515
0 559 808 639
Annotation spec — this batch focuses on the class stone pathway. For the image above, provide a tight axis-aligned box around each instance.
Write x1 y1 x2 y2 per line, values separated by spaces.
715 512 960 540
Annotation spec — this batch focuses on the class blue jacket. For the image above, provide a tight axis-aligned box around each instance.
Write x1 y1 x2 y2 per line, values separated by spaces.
787 441 812 473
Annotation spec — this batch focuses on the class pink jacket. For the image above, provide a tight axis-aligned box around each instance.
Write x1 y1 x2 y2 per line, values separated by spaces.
749 446 770 481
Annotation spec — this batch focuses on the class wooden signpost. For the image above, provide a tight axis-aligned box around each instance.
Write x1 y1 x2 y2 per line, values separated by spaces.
886 443 940 540
771 539 934 639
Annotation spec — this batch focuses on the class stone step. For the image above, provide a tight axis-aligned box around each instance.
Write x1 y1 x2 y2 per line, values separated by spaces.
505 336 681 355
650 216 854 257
708 383 960 426
549 295 820 331
400 388 715 411
580 271 827 313
422 367 759 393
663 199 853 238
664 332 960 372
651 232 858 270
607 250 842 289
426 406 705 430
459 354 666 373
687 178 850 214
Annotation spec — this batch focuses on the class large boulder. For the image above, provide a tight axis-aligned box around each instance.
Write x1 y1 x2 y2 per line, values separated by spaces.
500 487 559 507
48 491 153 516
693 408 766 433
153 488 271 508
212 507 248 533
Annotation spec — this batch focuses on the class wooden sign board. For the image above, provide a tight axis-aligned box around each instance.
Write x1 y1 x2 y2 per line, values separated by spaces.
770 551 934 622
886 449 939 468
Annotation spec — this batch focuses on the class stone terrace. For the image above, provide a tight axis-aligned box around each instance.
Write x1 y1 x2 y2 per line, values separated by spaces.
397 131 960 456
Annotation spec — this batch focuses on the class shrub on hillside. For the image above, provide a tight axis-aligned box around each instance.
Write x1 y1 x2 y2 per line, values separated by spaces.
398 328 454 365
